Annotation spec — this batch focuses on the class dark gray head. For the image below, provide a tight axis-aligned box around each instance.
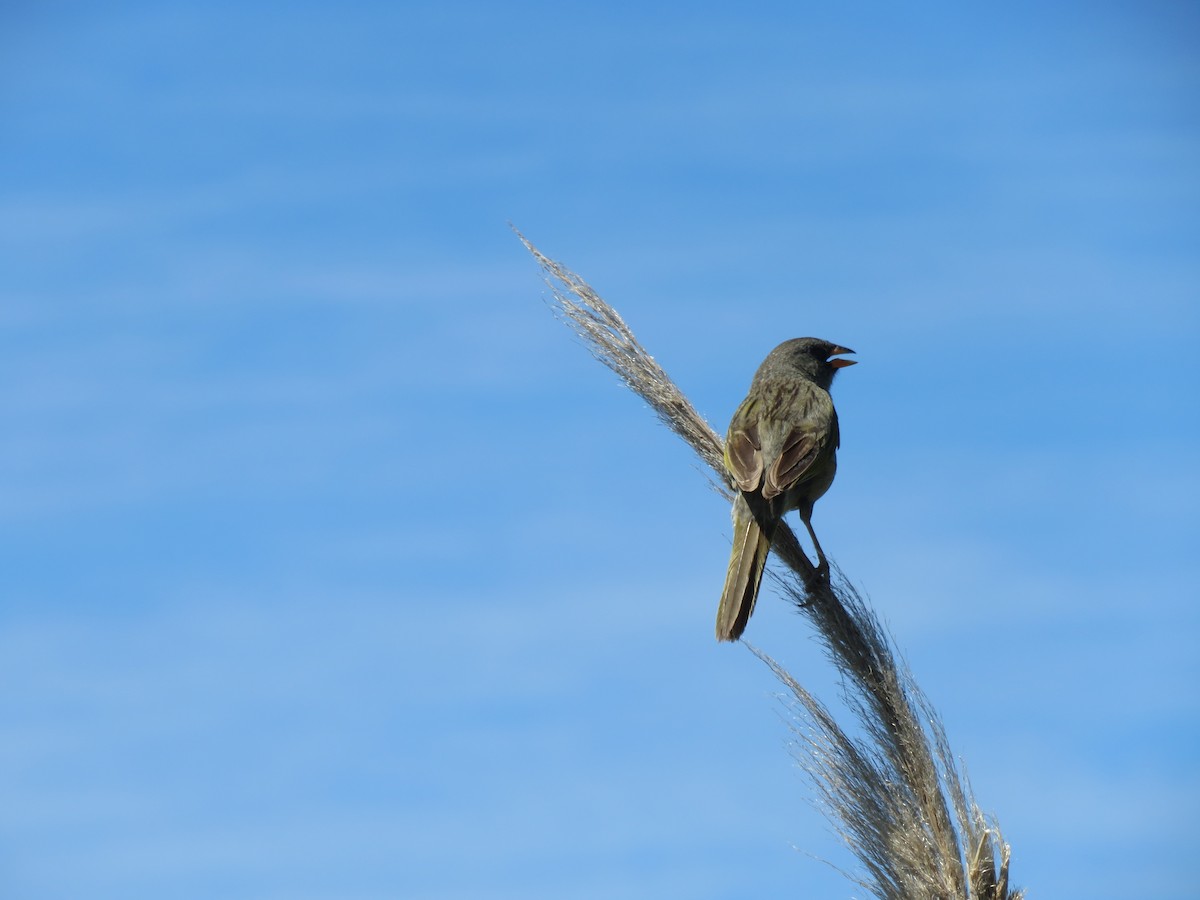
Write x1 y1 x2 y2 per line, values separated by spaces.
757 337 856 391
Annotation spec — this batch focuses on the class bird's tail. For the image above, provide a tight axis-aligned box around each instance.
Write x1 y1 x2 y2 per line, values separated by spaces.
715 496 773 641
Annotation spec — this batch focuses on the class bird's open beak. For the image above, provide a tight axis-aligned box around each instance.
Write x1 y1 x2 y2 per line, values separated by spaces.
828 346 857 368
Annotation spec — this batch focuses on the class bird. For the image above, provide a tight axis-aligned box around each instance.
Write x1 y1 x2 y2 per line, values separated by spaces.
715 337 856 642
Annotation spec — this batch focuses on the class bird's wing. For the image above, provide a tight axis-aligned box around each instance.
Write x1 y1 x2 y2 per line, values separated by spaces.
725 418 763 492
761 383 835 500
763 426 821 499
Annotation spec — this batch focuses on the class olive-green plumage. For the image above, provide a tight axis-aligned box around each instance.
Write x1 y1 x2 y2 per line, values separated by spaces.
715 338 855 642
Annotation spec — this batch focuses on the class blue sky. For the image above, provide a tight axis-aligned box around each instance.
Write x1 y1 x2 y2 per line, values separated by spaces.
2 2 1197 898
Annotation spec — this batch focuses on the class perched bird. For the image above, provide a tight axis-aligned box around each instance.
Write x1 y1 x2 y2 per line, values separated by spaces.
715 338 856 642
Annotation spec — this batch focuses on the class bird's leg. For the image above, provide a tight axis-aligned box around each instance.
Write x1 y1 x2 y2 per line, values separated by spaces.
800 513 830 581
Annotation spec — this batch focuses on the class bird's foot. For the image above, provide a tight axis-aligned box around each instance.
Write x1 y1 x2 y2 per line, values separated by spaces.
814 556 831 582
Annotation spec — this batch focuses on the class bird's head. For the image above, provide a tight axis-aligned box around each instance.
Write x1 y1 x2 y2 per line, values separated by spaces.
766 337 856 390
